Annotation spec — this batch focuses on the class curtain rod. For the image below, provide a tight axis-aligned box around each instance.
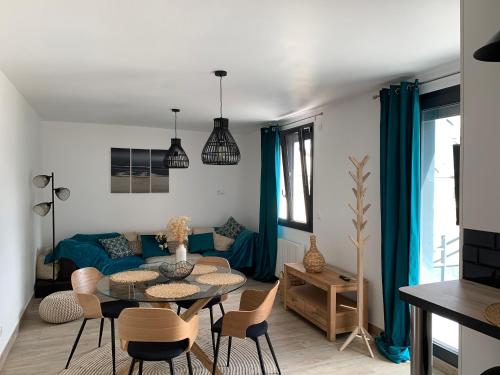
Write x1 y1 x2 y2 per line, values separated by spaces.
372 71 460 100
278 112 323 127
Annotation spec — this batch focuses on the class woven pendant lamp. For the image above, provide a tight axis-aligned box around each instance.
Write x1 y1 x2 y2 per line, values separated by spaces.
164 108 189 169
201 70 241 165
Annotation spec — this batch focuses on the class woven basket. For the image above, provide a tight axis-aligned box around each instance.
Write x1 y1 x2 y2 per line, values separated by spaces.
303 235 325 273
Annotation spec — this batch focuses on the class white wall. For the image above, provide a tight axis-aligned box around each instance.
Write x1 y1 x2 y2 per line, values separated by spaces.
40 121 256 245
279 96 384 327
0 70 41 358
460 0 500 373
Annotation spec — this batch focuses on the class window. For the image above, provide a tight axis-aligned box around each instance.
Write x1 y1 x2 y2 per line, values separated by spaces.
279 123 313 232
420 85 460 367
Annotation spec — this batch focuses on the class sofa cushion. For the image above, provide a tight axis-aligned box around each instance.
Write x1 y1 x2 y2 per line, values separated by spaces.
214 233 234 251
140 234 169 259
99 235 135 259
216 217 245 239
188 233 214 253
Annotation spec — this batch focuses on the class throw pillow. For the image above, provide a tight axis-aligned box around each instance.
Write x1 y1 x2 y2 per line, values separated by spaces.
216 217 245 239
140 235 169 259
214 233 234 251
99 235 135 259
188 233 214 253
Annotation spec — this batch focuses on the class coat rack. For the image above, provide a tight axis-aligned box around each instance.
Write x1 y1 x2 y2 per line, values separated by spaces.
339 155 374 358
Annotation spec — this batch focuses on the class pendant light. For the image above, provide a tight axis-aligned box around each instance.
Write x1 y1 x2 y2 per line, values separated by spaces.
163 108 189 168
474 29 500 62
201 70 241 165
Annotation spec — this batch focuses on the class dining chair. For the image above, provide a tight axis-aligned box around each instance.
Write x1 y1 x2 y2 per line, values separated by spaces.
66 267 139 374
176 256 229 353
118 307 199 375
211 281 281 375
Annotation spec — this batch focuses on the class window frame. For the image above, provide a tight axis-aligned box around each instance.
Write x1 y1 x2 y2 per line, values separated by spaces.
278 123 314 232
419 84 460 368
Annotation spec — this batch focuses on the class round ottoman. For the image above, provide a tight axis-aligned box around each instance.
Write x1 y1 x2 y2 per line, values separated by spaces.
39 291 83 324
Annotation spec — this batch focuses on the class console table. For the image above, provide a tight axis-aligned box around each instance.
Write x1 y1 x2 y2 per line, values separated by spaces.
283 263 368 341
400 279 500 375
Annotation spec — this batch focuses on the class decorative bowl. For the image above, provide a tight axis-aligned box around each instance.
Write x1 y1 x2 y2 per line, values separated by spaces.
159 261 194 281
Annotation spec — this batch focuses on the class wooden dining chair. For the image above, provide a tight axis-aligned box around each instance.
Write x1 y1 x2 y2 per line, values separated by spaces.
211 281 281 375
176 256 230 353
66 267 139 375
118 307 199 375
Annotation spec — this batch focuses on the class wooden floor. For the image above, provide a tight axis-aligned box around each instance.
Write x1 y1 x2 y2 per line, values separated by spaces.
1 280 445 375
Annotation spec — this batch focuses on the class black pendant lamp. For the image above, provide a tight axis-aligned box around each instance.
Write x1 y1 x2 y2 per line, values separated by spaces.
474 29 500 62
201 70 241 165
164 108 189 168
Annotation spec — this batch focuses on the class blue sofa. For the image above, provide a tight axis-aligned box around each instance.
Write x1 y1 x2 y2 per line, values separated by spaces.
46 230 259 276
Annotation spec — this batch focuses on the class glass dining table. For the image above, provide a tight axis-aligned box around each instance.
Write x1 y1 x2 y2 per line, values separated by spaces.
96 266 247 375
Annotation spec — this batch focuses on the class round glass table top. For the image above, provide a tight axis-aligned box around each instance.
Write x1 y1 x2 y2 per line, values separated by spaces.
96 266 247 303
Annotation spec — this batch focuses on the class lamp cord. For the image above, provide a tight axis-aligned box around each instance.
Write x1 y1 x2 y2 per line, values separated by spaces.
174 111 177 138
219 76 223 118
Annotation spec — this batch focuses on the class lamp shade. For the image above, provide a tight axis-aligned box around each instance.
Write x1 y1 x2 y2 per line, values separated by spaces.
474 30 500 61
164 138 189 168
33 202 52 216
55 187 71 201
201 118 241 165
32 175 52 188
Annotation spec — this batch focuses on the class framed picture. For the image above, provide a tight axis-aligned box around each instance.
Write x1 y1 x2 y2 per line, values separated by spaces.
111 148 131 193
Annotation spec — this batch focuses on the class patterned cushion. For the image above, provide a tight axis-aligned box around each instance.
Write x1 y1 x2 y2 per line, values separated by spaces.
99 235 135 259
216 217 245 239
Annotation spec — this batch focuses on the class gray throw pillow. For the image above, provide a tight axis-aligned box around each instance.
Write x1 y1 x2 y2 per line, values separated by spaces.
99 235 135 259
216 216 245 239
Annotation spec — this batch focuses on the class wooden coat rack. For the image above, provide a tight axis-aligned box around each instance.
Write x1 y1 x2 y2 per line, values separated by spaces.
339 155 374 358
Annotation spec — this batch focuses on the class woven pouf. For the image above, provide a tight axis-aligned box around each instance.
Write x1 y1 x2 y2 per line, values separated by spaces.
39 291 83 324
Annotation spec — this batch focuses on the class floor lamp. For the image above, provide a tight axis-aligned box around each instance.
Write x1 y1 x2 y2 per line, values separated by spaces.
33 172 70 281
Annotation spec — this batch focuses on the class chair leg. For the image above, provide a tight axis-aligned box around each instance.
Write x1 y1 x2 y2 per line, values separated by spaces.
65 318 88 369
212 333 221 375
186 352 193 375
138 360 144 375
255 337 266 375
219 303 225 315
167 358 175 375
226 336 232 367
98 318 104 347
209 306 216 354
177 305 181 315
265 333 281 374
128 358 136 375
110 318 116 375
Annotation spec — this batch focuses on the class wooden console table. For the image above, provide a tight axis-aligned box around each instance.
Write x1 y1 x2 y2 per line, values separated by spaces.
283 263 368 341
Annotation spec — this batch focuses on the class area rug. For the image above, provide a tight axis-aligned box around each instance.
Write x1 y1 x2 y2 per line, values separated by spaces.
60 335 279 374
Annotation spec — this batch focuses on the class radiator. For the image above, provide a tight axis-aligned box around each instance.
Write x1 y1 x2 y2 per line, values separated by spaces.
275 238 305 277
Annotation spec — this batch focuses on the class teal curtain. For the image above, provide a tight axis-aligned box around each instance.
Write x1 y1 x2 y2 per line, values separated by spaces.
253 126 280 282
375 81 420 363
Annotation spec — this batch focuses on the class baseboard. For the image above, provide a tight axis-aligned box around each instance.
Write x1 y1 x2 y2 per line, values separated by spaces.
0 293 33 371
368 323 383 337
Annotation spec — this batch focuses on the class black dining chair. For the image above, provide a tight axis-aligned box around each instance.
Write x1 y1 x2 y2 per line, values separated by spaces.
211 281 281 375
176 257 229 353
66 267 139 375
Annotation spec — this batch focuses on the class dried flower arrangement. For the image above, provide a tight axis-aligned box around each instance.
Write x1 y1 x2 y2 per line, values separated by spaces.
166 216 191 243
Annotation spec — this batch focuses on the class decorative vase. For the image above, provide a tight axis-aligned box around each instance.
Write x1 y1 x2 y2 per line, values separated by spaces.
303 235 325 273
175 243 187 263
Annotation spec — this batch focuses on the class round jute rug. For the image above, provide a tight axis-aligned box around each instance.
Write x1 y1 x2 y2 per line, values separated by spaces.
60 336 279 374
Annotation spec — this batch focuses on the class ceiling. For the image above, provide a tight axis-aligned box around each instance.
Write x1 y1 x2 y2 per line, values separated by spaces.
0 0 460 131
